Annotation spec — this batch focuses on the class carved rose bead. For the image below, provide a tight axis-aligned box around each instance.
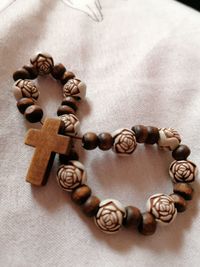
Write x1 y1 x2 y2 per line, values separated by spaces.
13 79 39 101
57 161 86 191
30 53 54 75
59 114 80 135
112 128 137 155
63 78 86 100
169 160 198 183
158 128 181 150
95 199 126 234
147 194 177 225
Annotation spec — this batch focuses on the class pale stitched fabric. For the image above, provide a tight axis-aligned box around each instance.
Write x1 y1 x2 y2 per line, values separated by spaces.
0 0 200 266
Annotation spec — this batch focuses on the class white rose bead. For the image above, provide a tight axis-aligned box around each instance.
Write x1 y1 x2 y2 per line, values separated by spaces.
158 128 181 150
59 114 80 135
94 199 126 234
13 79 39 101
57 161 86 191
169 160 198 183
112 128 137 155
147 193 177 225
30 52 54 75
63 78 86 100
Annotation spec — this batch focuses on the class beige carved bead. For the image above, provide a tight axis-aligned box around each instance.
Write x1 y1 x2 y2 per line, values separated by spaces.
57 161 86 191
63 78 86 100
13 79 39 101
169 160 198 183
147 193 177 225
94 199 126 234
59 114 80 135
112 128 137 155
158 128 181 150
30 53 54 75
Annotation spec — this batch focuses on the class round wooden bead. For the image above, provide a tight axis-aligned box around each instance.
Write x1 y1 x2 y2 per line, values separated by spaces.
94 199 126 234
30 52 54 75
169 160 198 183
13 79 39 101
82 132 98 150
24 105 43 123
158 128 181 150
138 212 157 235
173 183 193 200
13 68 30 81
131 125 148 143
63 78 86 100
112 128 137 155
57 161 86 192
23 65 38 79
51 63 66 79
170 193 187 212
98 132 113 150
82 196 100 217
71 185 91 205
60 71 75 85
62 97 78 111
17 97 34 114
147 193 177 225
172 145 191 160
123 206 142 228
59 149 79 164
57 105 76 116
145 126 159 144
59 114 80 135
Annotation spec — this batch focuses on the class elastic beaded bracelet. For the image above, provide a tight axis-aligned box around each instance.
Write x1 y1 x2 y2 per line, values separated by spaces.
13 53 198 236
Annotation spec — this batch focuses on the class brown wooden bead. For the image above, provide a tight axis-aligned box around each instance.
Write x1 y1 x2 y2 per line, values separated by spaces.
23 65 38 79
123 206 142 228
62 97 78 111
138 212 157 235
24 105 43 123
17 97 34 114
170 193 187 212
145 126 159 145
71 185 92 205
131 125 148 143
51 63 66 80
60 71 75 85
173 183 193 200
98 132 113 150
13 69 30 81
57 105 76 116
172 145 191 160
59 149 79 164
82 132 99 150
82 195 100 217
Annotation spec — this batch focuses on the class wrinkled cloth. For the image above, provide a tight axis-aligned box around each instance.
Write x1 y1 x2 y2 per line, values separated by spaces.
0 0 200 266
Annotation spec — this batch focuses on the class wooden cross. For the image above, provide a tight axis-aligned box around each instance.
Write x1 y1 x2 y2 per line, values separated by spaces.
25 118 71 186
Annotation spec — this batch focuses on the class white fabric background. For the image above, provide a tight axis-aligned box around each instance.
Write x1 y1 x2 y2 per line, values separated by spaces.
0 0 200 266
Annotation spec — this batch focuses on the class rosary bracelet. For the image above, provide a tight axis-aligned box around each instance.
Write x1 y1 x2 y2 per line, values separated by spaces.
13 53 198 235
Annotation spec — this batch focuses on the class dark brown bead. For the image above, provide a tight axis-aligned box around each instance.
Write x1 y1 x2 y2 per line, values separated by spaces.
170 193 187 212
57 105 76 116
59 149 79 164
62 97 78 111
82 132 99 150
60 71 75 85
82 195 100 217
98 132 113 150
13 69 30 81
23 65 38 79
123 206 142 228
138 212 157 235
17 97 34 114
173 183 193 200
145 126 159 145
51 63 66 80
131 125 148 143
71 185 92 205
24 105 43 123
172 145 191 160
